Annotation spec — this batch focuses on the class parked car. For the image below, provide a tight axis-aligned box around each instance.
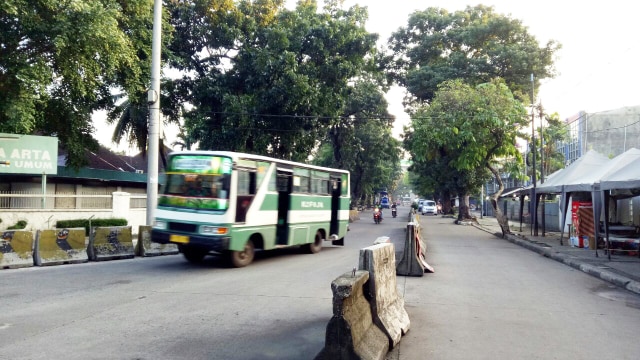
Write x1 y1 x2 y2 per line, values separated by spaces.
421 200 438 216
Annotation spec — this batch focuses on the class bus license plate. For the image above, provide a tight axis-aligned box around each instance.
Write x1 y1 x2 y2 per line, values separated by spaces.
170 234 189 244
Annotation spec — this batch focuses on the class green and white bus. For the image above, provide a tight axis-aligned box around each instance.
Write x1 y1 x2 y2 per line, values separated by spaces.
151 151 350 267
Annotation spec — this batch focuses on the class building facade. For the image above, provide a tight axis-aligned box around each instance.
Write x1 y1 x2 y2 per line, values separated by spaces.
558 106 640 164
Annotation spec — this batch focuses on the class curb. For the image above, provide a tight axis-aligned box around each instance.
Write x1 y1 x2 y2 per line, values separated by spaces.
472 223 640 296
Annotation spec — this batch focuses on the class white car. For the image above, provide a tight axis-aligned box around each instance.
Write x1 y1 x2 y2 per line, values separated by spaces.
421 200 438 215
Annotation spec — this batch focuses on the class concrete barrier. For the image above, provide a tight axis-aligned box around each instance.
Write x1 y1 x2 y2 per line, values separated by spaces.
88 226 134 261
0 230 34 269
134 225 178 257
314 270 389 360
34 228 88 266
396 221 435 276
349 210 360 222
359 243 410 349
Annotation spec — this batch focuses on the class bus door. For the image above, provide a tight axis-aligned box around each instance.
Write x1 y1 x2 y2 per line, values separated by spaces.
276 168 293 246
329 175 341 242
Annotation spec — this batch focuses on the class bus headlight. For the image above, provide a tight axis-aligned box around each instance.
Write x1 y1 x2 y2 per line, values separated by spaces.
153 220 167 230
200 226 229 235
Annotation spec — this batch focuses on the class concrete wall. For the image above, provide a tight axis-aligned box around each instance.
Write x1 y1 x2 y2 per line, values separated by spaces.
0 192 147 233
586 106 640 158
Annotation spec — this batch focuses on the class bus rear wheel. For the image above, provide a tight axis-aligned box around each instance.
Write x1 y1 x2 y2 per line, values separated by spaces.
228 240 255 268
304 231 323 254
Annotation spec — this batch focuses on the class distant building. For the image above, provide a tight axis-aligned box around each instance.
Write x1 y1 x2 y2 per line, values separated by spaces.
558 105 640 164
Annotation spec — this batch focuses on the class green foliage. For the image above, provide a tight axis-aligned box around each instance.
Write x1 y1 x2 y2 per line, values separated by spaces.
312 77 402 204
407 79 527 206
56 218 128 234
412 79 527 166
388 5 560 103
7 220 27 230
536 110 569 180
522 109 569 183
0 0 167 168
165 0 379 160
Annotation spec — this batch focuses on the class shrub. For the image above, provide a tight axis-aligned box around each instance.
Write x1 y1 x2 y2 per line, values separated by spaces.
56 218 128 234
7 220 27 230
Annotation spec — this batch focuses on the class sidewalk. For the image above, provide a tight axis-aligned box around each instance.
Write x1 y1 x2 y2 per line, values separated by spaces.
473 216 640 295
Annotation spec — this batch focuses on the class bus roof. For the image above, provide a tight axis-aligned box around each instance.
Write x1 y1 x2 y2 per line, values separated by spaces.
167 150 350 175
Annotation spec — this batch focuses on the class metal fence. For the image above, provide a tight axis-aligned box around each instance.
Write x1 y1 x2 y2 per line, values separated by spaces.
0 191 147 210
129 194 147 209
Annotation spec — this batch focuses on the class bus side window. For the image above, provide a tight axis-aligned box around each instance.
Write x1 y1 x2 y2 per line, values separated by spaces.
236 170 256 222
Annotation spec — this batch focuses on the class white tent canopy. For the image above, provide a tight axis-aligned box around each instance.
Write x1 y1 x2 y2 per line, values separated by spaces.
532 149 640 254
598 148 640 191
536 150 611 194
594 148 640 259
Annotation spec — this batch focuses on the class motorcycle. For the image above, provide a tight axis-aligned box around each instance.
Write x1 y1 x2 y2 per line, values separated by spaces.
373 208 382 224
391 207 397 218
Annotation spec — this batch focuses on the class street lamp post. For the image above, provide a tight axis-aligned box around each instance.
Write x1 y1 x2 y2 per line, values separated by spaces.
146 0 162 225
530 74 538 236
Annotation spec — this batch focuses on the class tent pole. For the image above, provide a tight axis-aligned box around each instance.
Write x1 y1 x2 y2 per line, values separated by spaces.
541 193 546 237
559 191 570 246
519 194 524 232
604 190 610 260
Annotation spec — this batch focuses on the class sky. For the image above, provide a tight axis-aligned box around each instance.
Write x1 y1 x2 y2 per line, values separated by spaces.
346 0 640 137
95 0 640 151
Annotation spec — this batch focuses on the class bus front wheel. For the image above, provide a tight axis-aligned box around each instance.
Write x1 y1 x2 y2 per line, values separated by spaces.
182 247 207 263
304 231 323 254
228 240 255 268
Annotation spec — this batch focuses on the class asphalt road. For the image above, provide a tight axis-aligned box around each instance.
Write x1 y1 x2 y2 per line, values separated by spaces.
0 207 406 360
2 207 639 360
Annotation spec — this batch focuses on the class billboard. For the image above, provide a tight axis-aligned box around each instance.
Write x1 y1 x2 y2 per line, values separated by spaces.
0 133 58 175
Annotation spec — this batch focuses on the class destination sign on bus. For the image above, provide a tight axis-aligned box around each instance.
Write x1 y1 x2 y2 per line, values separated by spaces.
169 155 232 175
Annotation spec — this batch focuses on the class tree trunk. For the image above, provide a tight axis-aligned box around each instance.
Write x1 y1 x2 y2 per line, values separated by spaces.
442 190 453 214
487 164 511 237
457 194 472 221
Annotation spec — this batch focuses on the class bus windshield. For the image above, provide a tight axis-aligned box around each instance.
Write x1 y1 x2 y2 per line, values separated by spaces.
158 155 232 211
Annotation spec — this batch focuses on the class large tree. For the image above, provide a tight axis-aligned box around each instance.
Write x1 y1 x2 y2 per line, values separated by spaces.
391 5 560 227
313 79 402 206
166 0 379 161
0 0 163 168
388 4 559 103
409 79 528 235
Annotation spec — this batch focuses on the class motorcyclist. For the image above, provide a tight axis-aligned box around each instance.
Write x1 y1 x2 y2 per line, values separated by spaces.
375 204 383 219
391 202 397 217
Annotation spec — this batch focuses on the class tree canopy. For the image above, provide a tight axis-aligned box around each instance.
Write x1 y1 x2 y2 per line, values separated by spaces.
1 1 565 214
0 0 403 205
388 5 560 103
407 78 528 231
313 78 402 205
165 0 382 162
0 0 163 168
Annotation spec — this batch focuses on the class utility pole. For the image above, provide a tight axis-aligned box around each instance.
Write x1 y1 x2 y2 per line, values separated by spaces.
530 74 538 236
539 103 545 237
146 0 162 225
480 185 484 219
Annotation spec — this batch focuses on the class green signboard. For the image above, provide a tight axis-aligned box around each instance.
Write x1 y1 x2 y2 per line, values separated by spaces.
0 133 58 175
